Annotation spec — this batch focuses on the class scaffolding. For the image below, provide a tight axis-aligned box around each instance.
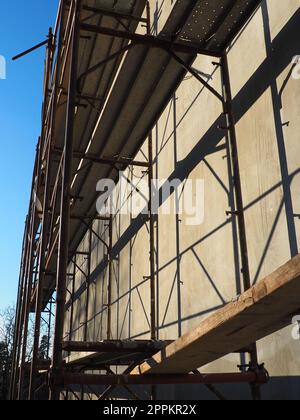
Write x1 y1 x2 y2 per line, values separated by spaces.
9 0 279 401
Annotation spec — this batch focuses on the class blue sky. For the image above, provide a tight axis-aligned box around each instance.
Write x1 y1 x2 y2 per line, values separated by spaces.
0 1 58 310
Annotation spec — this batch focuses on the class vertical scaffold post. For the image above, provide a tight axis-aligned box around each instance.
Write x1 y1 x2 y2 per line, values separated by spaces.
146 1 156 344
107 215 113 340
68 256 77 345
84 228 93 342
146 1 157 400
148 131 156 343
146 3 157 403
18 139 43 400
12 148 39 400
29 24 57 401
46 299 54 360
9 216 29 400
15 228 32 400
221 52 261 401
50 0 82 401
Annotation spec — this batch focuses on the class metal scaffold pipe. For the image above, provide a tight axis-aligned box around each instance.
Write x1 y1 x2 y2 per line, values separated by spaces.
50 0 82 401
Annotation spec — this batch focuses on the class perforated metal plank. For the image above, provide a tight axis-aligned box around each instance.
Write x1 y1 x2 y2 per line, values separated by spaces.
172 0 263 50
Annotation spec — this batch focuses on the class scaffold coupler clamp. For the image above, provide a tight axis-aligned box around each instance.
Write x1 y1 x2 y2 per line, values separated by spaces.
48 363 67 389
238 362 269 385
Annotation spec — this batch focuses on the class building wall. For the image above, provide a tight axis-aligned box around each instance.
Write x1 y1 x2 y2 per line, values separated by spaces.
64 0 300 400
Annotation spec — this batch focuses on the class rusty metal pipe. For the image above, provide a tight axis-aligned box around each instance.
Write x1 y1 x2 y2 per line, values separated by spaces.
62 340 171 353
50 0 82 401
51 371 269 387
221 53 261 401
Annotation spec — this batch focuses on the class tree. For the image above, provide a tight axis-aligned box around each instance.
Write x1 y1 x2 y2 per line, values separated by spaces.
38 335 50 361
0 306 15 400
0 306 49 400
0 341 10 399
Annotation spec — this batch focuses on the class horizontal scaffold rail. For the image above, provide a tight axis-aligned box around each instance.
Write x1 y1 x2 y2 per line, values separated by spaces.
62 340 173 354
51 371 269 387
52 147 150 168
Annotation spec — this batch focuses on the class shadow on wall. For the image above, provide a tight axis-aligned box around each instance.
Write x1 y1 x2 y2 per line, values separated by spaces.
65 375 300 401
261 0 298 256
69 5 300 344
155 375 300 400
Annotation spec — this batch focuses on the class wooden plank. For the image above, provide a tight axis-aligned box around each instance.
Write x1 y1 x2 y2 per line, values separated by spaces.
132 255 300 375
